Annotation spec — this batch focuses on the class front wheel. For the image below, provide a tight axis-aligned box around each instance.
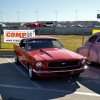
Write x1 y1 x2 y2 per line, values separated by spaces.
28 64 38 80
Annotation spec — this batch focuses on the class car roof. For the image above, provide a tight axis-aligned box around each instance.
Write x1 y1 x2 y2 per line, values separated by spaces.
92 32 100 36
25 36 57 40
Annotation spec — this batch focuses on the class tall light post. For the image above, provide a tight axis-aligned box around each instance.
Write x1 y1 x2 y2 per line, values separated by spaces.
17 12 20 22
75 10 78 21
97 10 100 22
97 10 100 14
55 11 58 22
36 11 38 22
0 12 3 22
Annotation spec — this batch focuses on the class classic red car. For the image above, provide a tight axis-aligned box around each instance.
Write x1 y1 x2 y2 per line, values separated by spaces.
27 22 43 27
76 32 100 64
14 36 87 80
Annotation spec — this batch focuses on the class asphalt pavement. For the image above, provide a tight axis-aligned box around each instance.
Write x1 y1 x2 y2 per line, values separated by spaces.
0 57 100 100
0 51 14 57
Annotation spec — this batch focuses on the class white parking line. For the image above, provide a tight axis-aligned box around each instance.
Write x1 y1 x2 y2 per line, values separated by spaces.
0 94 3 100
4 58 100 97
6 58 43 89
0 84 100 97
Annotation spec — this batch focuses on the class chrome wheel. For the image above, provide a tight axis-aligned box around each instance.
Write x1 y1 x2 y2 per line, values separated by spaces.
29 65 33 79
28 64 38 80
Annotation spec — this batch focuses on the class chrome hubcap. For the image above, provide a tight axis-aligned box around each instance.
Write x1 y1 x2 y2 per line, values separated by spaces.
29 65 33 78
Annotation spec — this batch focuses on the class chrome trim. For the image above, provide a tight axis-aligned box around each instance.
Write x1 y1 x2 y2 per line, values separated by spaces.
33 66 87 74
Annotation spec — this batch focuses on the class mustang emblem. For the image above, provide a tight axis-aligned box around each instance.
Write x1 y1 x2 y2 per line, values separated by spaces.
61 63 66 65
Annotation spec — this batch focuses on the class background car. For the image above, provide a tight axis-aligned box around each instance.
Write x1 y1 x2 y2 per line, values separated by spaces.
76 32 100 64
43 22 54 27
27 22 43 27
0 22 8 28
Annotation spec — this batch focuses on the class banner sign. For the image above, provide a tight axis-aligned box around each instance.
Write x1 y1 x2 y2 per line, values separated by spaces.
4 29 35 42
92 29 100 34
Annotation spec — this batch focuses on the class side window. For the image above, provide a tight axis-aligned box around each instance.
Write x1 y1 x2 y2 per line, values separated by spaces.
52 40 62 48
20 39 26 49
89 35 98 43
96 37 100 43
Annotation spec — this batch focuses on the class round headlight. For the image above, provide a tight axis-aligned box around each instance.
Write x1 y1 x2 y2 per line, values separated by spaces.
81 59 86 64
36 62 42 68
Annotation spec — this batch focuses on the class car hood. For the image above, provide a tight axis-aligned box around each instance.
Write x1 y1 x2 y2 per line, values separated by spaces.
27 48 84 61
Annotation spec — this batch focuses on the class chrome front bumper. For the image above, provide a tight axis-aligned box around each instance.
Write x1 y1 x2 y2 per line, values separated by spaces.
33 65 88 74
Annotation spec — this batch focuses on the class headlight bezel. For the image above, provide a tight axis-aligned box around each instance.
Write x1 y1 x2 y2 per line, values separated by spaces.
36 62 42 68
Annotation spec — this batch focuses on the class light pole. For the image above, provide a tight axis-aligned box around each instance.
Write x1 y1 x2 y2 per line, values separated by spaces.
0 12 3 22
55 11 58 22
97 10 100 21
97 10 100 14
17 12 20 22
36 11 38 22
75 10 78 21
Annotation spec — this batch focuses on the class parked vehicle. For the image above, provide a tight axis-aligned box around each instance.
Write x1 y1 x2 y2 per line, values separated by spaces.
27 22 43 27
14 36 87 80
43 22 54 27
76 32 100 64
0 22 8 28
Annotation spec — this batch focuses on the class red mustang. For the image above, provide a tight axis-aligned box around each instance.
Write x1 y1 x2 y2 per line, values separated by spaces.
14 36 87 80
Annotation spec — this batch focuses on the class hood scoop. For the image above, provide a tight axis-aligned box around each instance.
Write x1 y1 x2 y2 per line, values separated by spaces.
40 49 53 58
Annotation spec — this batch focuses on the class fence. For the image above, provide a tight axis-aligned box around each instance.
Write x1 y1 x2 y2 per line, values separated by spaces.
0 27 92 51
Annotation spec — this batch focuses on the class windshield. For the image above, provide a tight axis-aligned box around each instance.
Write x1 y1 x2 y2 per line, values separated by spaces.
28 39 63 50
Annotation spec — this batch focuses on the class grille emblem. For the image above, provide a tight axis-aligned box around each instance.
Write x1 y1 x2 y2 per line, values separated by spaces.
62 63 66 65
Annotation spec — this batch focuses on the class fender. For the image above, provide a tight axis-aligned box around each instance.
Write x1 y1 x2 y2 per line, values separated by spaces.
88 47 98 62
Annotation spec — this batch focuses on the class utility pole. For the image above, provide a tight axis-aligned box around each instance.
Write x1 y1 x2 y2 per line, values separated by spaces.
55 11 58 22
17 12 20 22
0 12 3 22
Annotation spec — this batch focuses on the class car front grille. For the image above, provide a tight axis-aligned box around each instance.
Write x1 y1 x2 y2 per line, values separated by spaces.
48 60 80 68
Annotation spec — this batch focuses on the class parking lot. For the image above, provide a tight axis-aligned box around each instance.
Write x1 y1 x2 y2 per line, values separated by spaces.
0 57 100 100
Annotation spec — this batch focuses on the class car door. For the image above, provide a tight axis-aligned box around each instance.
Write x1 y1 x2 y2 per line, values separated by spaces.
20 39 31 68
87 35 99 62
89 37 100 63
19 39 27 65
77 35 98 58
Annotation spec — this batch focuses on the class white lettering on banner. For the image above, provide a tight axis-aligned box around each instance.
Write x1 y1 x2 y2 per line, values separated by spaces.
4 30 35 42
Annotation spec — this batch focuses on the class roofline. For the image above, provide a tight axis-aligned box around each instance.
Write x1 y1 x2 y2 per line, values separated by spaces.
25 36 57 40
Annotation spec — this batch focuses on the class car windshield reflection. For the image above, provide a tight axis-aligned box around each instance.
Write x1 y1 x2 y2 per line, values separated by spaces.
28 39 63 51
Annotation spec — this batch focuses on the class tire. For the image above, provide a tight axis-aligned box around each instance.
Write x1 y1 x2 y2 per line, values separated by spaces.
28 64 38 80
15 53 20 64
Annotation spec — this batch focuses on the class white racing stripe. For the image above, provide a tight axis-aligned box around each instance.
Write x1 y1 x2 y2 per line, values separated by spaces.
0 84 100 97
6 58 43 89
